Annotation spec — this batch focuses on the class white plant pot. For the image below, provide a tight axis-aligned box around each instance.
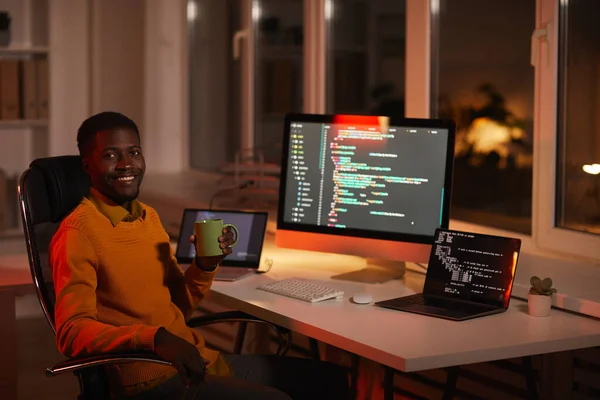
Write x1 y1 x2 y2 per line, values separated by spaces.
528 294 552 317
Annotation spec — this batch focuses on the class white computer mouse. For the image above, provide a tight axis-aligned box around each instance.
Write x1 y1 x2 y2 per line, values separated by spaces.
352 293 373 305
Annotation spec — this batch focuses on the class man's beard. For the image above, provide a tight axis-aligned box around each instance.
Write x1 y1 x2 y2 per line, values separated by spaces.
108 182 142 205
115 190 139 203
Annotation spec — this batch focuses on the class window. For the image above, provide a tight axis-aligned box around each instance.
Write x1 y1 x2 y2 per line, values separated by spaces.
556 0 600 236
431 0 536 235
254 0 304 164
188 0 243 171
187 0 600 261
326 0 406 116
403 0 600 260
531 0 600 260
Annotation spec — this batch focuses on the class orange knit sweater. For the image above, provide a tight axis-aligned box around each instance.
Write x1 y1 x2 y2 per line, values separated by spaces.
49 194 226 394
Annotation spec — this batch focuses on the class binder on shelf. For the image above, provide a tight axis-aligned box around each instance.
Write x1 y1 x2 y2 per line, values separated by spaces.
21 59 38 120
35 58 49 119
0 60 21 120
0 167 5 232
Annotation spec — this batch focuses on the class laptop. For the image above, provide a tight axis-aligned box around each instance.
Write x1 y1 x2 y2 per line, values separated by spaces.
175 209 268 281
375 228 521 321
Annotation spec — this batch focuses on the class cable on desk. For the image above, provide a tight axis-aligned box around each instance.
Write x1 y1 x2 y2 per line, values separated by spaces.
265 229 276 237
405 262 428 276
256 257 274 274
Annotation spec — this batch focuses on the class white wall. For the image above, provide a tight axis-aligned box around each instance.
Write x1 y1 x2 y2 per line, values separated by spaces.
188 0 230 171
45 0 188 173
49 0 148 157
49 0 90 157
91 0 145 130
143 0 188 174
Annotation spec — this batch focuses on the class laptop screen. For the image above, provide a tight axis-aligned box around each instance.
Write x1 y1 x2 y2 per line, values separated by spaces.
423 229 521 308
175 209 268 268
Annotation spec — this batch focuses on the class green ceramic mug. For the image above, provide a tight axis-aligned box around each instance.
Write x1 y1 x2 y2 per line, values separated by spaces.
193 219 239 257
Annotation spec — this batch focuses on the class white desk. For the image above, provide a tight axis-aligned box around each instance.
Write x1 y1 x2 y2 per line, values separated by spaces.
209 241 600 373
3 244 600 398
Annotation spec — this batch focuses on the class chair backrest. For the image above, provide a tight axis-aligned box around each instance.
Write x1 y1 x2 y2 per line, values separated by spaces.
18 155 91 332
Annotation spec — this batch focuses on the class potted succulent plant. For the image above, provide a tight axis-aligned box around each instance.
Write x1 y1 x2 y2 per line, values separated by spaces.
528 276 557 317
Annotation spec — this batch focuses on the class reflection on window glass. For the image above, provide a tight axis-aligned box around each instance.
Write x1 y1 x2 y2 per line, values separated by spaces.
255 0 304 164
327 0 406 117
188 0 242 171
433 0 535 234
557 0 600 236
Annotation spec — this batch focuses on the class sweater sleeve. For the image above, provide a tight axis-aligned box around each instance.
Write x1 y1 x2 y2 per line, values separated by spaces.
50 227 159 358
166 248 216 319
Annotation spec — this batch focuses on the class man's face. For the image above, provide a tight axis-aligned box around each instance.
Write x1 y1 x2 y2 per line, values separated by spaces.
83 127 146 205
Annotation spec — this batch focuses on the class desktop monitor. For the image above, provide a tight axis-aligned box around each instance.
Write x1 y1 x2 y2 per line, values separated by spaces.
275 113 456 281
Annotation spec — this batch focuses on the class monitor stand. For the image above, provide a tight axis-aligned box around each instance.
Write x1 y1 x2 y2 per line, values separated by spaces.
330 258 406 284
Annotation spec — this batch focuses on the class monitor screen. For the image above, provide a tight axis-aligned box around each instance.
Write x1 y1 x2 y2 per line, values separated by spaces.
276 114 455 264
424 229 521 308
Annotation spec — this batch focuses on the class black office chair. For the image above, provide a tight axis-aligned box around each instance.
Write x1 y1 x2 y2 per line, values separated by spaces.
18 155 290 400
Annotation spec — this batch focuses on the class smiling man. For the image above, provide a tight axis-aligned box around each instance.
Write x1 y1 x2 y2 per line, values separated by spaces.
81 117 145 210
49 112 350 400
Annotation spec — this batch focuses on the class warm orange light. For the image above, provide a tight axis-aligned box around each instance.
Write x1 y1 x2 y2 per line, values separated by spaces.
582 163 600 175
504 251 519 306
466 117 525 157
332 114 385 126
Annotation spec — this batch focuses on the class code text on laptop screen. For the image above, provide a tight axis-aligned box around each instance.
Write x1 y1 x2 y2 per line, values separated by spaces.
424 229 521 307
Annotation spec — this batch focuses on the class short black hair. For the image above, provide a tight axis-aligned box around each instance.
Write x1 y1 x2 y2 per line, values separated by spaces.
77 111 140 156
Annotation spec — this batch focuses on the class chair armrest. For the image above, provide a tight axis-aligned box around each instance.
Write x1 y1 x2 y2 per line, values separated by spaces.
46 353 171 377
187 310 291 355
47 312 291 378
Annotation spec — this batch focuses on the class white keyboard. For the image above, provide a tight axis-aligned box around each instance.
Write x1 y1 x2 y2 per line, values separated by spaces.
257 278 345 303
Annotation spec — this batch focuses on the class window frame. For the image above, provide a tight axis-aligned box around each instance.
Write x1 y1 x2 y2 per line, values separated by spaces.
532 0 599 261
374 0 599 261
261 0 600 262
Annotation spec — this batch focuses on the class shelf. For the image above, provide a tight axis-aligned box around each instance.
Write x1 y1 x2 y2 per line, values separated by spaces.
0 119 49 129
0 228 23 240
0 46 49 56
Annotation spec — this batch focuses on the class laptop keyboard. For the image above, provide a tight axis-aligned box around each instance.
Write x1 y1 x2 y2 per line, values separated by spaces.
399 293 427 304
215 267 254 280
393 294 494 314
